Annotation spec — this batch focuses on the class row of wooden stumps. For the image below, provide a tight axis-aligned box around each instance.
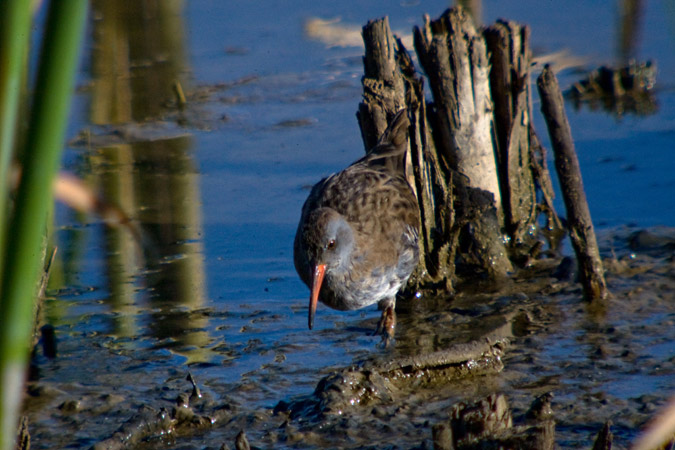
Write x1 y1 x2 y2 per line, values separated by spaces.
356 7 608 303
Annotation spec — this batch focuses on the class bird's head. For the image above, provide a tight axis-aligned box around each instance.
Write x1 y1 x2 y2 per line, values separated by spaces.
302 207 355 330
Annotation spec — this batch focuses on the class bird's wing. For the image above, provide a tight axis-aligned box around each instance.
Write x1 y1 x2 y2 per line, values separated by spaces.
354 108 410 175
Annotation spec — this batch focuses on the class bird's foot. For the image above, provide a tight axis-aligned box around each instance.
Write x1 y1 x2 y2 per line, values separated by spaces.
373 306 396 348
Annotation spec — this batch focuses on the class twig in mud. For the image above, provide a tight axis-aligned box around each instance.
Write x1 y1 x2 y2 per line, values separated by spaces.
592 421 613 450
173 79 187 108
52 172 154 263
187 372 202 400
37 246 57 300
536 65 608 302
11 164 149 260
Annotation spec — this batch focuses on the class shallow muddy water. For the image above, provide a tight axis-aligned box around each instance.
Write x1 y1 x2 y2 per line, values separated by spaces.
23 1 675 448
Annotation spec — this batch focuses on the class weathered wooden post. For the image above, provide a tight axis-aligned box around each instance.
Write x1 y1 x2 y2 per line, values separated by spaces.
484 21 537 254
537 66 609 302
413 8 513 282
356 7 601 304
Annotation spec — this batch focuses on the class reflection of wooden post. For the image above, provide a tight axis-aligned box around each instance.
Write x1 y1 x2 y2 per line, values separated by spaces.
618 0 644 64
537 66 608 302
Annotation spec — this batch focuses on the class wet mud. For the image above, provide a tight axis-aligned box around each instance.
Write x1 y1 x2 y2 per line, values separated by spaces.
24 225 675 448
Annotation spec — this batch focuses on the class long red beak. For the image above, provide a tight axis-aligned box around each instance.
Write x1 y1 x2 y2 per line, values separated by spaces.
308 263 326 330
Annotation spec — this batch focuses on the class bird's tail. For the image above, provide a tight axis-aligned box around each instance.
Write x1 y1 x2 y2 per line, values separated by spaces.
360 108 410 174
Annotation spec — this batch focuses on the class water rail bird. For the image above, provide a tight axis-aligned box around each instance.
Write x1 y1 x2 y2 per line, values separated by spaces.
293 109 420 344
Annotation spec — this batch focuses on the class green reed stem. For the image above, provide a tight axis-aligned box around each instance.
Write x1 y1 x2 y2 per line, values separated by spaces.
0 0 31 285
0 1 88 448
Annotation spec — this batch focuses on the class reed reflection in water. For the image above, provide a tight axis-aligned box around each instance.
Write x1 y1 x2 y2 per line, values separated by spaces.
78 0 211 363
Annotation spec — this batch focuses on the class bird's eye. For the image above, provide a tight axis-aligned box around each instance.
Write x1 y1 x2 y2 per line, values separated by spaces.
327 239 336 250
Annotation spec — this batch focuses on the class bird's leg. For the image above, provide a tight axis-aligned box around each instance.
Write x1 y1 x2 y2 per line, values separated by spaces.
373 305 396 347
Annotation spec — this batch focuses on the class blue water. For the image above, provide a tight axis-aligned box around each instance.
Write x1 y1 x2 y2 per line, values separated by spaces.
36 1 675 448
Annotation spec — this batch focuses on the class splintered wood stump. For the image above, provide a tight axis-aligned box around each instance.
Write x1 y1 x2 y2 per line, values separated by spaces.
413 8 513 280
537 66 608 302
414 10 501 208
358 17 408 150
356 7 601 301
483 21 564 264
484 21 538 253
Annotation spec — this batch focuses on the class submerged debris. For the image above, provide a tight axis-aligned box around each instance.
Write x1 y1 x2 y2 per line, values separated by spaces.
591 420 613 450
432 393 555 450
567 60 657 116
91 376 234 450
276 334 508 420
235 430 251 450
